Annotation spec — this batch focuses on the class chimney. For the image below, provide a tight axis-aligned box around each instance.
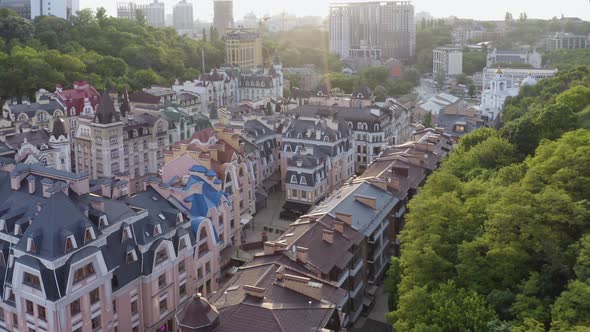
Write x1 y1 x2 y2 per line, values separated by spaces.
282 274 323 301
334 221 345 234
243 285 265 300
100 182 111 198
26 175 36 194
388 176 401 191
263 241 286 255
392 165 409 177
276 265 285 280
41 179 53 198
335 212 352 225
354 194 377 210
322 229 334 244
90 196 105 212
296 246 309 263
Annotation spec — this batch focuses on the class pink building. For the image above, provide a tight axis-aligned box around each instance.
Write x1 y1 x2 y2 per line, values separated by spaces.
0 160 227 332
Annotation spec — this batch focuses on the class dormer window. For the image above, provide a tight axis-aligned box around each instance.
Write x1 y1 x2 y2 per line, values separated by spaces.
98 215 109 227
65 235 77 253
0 254 5 267
179 237 188 251
176 213 184 224
126 249 138 263
122 226 132 242
84 227 96 243
14 225 21 236
26 238 36 253
290 175 297 184
300 177 307 185
154 224 162 236
0 219 5 231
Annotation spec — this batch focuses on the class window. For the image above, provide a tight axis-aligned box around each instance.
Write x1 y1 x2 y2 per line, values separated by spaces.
91 315 101 331
112 300 117 315
291 189 297 199
38 305 46 321
155 249 168 265
26 300 34 315
178 261 185 274
179 283 186 297
300 177 307 185
90 288 100 305
205 262 211 274
70 299 81 316
73 263 95 284
65 236 76 253
179 238 187 251
158 274 167 289
131 300 138 315
159 297 168 313
12 314 17 326
23 272 41 290
0 307 3 321
132 326 139 332
126 249 137 263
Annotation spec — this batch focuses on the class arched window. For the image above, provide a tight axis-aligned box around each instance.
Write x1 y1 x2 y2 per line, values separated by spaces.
374 124 380 131
18 114 27 122
357 122 363 130
291 175 297 183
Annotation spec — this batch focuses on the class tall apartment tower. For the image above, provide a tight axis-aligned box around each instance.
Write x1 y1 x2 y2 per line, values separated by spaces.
117 2 146 20
30 0 79 19
213 0 234 36
329 1 416 62
146 0 165 27
0 0 31 19
173 0 194 32
433 46 463 78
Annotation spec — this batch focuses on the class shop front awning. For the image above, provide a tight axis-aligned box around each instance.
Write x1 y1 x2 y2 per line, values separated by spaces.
282 201 311 214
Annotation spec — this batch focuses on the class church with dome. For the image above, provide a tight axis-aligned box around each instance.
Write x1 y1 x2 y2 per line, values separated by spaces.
479 67 539 122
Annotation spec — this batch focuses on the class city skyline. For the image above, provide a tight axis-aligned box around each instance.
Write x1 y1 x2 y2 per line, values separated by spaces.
81 0 590 23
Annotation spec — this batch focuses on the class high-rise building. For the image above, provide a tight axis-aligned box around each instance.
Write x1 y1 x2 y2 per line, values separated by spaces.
213 0 234 36
146 0 165 27
29 0 79 19
224 28 263 70
117 1 146 21
329 1 416 62
0 0 31 19
173 0 194 32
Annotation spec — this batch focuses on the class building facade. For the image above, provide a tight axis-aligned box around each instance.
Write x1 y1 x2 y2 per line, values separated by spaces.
224 28 263 70
73 92 169 194
0 160 226 332
173 0 194 33
30 0 78 19
433 46 463 78
146 0 165 27
486 48 543 69
213 0 234 36
329 1 416 62
116 2 146 20
545 32 589 51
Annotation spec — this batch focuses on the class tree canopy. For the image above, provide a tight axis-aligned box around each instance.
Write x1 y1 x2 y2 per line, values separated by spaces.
386 66 590 331
0 8 226 99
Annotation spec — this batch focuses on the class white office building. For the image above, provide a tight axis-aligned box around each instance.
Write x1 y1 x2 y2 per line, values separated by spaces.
30 0 78 19
433 47 463 78
146 0 165 27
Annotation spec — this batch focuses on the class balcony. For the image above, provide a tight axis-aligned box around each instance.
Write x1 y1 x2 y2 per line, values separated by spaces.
351 260 363 276
336 270 350 287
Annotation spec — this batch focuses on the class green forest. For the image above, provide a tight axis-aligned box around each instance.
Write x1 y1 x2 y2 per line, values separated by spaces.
0 8 226 99
385 65 590 331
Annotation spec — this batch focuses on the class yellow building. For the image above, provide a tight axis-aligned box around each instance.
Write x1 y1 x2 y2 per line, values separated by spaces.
225 28 263 70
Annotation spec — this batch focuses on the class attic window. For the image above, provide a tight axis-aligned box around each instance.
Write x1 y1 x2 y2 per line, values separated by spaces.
122 226 132 242
65 236 77 253
158 214 166 221
155 248 168 266
23 272 41 290
290 175 297 184
176 213 184 224
300 177 307 185
84 227 96 243
179 237 188 251
152 196 158 201
154 224 162 236
26 238 36 253
126 249 138 263
99 215 109 228
73 263 95 284
0 219 5 231
14 225 21 236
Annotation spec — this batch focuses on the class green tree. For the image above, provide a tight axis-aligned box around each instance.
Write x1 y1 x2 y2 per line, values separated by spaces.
0 9 33 42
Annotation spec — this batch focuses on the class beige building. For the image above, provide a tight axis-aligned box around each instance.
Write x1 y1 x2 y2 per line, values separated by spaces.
73 92 169 193
225 28 263 70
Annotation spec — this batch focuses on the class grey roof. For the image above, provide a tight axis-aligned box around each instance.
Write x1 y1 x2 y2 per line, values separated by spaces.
4 130 52 150
7 99 65 117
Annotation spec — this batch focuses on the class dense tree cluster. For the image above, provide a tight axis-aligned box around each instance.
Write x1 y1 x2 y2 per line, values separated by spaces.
545 49 590 71
386 66 590 331
262 28 343 73
320 66 419 98
0 8 225 100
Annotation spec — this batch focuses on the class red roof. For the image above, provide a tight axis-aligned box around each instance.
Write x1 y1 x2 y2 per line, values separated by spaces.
191 128 215 143
56 82 100 116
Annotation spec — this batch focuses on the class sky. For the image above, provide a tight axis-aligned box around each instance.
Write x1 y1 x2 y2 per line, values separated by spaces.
82 0 590 22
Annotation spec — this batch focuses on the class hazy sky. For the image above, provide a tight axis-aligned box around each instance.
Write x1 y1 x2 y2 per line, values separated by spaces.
83 0 590 22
